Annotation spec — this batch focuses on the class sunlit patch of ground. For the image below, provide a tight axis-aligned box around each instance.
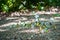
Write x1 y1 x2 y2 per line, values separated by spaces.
0 13 60 40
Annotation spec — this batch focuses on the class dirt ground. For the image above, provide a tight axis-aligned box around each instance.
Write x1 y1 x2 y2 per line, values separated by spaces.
0 12 60 40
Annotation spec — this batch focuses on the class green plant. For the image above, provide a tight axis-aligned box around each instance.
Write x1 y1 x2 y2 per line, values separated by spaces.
1 4 9 13
0 0 60 12
53 14 60 17
37 2 41 10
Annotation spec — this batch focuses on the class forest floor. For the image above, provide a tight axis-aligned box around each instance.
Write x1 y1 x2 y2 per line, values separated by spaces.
0 11 60 40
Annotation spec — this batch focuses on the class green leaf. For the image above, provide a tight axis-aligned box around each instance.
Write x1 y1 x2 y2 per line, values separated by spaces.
2 4 9 12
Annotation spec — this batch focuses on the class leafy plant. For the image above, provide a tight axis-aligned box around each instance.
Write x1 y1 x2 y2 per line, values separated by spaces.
0 0 60 12
37 2 41 10
53 14 60 17
1 4 9 13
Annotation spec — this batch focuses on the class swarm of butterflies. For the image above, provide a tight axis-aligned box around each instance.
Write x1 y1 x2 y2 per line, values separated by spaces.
35 21 56 33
